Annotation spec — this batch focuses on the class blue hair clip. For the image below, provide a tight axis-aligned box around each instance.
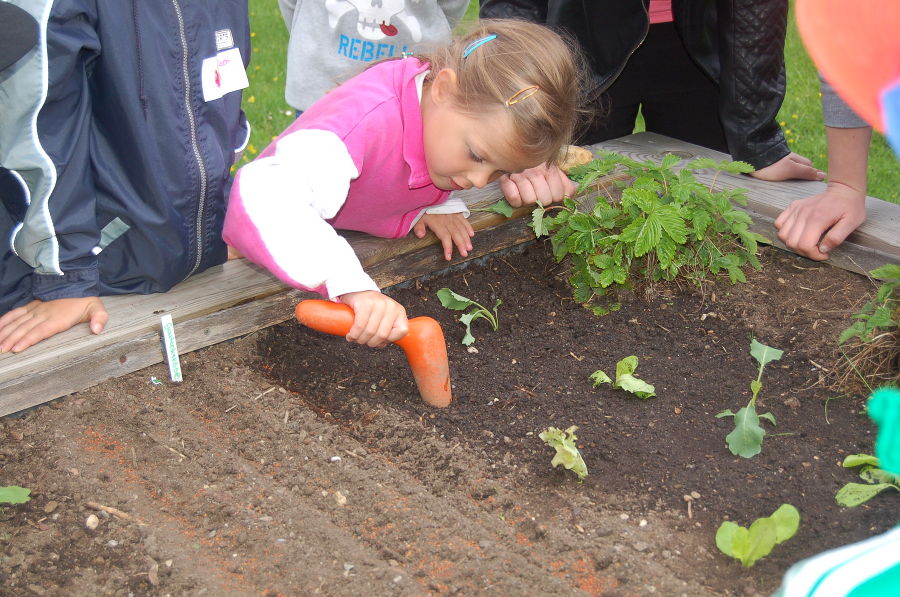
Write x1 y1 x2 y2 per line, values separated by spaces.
463 34 497 58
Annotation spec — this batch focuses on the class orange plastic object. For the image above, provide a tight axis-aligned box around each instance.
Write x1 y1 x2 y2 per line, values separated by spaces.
796 0 900 133
294 300 453 407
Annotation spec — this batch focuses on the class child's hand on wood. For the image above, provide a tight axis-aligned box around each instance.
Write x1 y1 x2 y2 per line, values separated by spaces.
0 297 108 353
413 213 474 261
338 290 408 348
498 162 576 207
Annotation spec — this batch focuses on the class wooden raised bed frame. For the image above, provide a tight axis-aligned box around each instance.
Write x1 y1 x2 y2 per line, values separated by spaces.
2 132 898 416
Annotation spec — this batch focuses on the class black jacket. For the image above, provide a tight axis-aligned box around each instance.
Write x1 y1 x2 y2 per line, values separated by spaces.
480 0 791 169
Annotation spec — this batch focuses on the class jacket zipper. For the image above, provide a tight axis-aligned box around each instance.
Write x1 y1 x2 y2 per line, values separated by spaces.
598 1 651 93
171 0 208 279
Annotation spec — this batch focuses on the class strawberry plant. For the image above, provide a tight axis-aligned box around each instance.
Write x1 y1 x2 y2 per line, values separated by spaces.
539 425 587 481
835 454 900 507
436 288 500 346
715 504 800 567
531 152 761 314
716 339 782 458
839 264 899 344
590 355 656 398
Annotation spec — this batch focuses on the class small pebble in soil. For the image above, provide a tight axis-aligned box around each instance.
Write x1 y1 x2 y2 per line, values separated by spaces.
330 456 342 463
467 346 478 354
85 514 99 530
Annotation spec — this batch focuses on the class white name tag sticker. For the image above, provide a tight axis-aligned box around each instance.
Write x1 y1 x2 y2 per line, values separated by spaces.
201 47 249 102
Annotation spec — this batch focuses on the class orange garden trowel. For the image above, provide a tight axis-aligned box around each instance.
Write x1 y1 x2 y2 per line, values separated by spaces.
294 300 452 407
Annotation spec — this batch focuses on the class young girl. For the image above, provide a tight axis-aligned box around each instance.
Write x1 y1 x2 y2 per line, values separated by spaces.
223 19 582 349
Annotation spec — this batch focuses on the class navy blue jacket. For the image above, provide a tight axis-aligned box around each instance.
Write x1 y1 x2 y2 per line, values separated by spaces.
0 0 250 312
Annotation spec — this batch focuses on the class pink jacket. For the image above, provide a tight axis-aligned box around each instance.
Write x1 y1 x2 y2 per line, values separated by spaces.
223 58 467 298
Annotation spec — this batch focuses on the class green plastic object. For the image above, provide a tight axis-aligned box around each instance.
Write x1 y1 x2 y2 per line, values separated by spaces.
868 387 900 475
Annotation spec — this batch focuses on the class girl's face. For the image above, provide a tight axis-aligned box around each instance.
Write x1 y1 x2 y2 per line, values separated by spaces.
421 69 535 192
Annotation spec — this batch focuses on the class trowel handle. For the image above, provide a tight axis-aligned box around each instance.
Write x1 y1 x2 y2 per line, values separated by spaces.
294 299 453 408
294 300 354 337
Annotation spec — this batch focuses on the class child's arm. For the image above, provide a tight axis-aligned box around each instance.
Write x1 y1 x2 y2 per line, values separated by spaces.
223 129 408 347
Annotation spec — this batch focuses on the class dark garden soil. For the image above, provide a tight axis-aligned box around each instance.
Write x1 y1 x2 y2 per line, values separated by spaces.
2 242 897 597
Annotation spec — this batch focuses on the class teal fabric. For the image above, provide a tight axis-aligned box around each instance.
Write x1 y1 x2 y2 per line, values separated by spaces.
846 564 900 597
869 387 900 475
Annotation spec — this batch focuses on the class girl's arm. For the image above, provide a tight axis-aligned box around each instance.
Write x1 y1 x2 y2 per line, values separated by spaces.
223 129 379 299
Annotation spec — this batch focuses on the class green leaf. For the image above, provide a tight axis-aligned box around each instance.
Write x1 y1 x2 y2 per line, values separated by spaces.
843 454 880 468
657 204 687 244
835 482 900 507
610 356 656 398
660 153 682 170
870 264 900 281
0 486 31 504
590 370 612 387
758 411 777 426
750 339 783 368
472 199 513 217
718 160 755 175
715 504 798 567
770 504 800 543
616 374 656 399
750 379 762 396
716 409 736 419
459 312 478 346
538 426 588 481
436 288 473 311
724 405 766 458
615 355 639 378
531 204 549 237
685 157 718 171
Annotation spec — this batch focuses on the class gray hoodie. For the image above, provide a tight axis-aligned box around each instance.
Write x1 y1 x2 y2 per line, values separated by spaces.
278 0 469 111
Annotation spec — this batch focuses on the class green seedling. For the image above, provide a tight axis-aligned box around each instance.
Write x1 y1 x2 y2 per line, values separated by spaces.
839 264 899 344
539 425 588 482
715 504 800 568
531 152 761 315
0 486 31 506
835 453 900 507
591 356 656 399
436 288 501 346
716 339 782 458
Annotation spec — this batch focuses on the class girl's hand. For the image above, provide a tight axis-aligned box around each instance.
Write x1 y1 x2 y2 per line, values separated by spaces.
413 213 474 261
338 291 408 348
0 297 108 353
499 162 576 207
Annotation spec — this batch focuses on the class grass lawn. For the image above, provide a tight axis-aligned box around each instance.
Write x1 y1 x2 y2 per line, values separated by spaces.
240 0 897 202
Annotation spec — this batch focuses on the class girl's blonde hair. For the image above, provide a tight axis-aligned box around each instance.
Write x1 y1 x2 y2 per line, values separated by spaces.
419 19 587 167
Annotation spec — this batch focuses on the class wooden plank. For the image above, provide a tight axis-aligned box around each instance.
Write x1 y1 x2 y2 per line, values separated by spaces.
0 288 306 416
0 184 534 416
4 132 897 415
591 132 900 276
